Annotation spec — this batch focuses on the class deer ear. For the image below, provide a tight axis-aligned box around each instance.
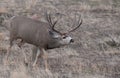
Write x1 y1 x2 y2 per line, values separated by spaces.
49 31 59 38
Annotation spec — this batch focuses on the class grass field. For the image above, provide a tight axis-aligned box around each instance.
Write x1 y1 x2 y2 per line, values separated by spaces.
0 0 120 78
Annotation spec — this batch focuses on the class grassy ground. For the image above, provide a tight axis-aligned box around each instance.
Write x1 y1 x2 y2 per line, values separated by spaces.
0 0 120 78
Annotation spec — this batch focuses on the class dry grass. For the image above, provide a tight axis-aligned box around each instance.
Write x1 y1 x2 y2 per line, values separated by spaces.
0 0 120 78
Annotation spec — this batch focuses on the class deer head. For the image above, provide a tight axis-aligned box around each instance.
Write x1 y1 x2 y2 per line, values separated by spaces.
45 12 82 48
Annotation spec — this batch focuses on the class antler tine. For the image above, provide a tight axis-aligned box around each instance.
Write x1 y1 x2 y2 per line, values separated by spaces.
52 17 59 29
45 12 53 27
48 13 53 27
52 17 62 33
45 12 50 25
48 13 60 30
45 12 62 33
67 15 82 33
45 12 58 28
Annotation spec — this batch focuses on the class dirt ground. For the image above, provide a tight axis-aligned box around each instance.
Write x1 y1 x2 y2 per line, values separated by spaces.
0 0 120 78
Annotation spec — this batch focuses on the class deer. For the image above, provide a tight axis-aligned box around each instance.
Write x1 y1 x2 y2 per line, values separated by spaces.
5 12 82 72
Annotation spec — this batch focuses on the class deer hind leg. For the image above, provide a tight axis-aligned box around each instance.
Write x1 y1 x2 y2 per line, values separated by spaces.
4 35 14 64
17 39 27 64
6 37 14 59
21 48 28 65
17 39 25 48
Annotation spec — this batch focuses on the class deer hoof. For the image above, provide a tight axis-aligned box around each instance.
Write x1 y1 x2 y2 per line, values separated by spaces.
24 61 28 66
45 69 52 75
3 58 9 66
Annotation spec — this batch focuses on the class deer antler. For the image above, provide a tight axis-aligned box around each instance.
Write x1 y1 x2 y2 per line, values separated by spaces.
45 12 82 34
66 15 82 34
45 12 61 33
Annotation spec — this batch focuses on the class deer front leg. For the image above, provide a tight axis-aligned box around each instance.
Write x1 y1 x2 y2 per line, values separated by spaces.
32 48 40 67
41 48 50 72
32 46 38 62
32 48 51 74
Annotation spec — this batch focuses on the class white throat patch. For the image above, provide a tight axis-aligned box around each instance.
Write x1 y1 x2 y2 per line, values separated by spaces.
62 36 72 44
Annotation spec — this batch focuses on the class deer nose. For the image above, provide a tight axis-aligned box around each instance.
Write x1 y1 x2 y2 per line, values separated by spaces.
70 39 74 43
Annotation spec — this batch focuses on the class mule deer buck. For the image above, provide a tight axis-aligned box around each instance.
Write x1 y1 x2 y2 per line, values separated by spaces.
5 12 82 72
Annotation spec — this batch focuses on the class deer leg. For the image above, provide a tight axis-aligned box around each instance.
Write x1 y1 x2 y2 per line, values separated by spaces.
21 48 28 65
41 48 49 72
17 40 28 64
32 48 40 67
6 37 14 59
17 39 25 48
6 42 12 60
32 46 38 62
4 36 14 64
